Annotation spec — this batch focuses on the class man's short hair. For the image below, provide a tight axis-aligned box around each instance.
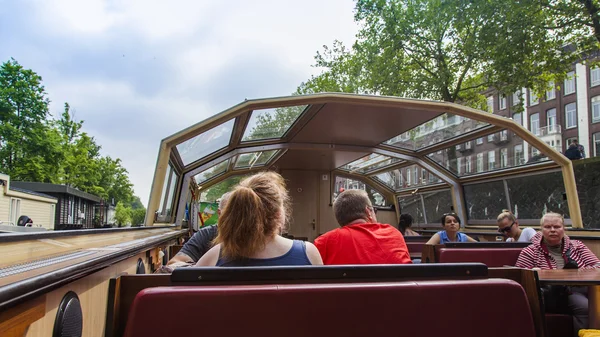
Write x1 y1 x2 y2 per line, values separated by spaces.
333 189 372 226
572 139 579 144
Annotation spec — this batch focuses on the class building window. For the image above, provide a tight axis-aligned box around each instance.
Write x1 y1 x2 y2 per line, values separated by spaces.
413 168 418 185
529 89 539 106
500 148 508 168
421 169 426 183
514 144 524 165
513 112 522 126
476 153 484 172
476 138 483 145
406 168 411 186
564 71 576 95
547 108 557 133
488 151 496 170
532 147 540 157
457 157 462 174
499 94 506 110
530 113 540 135
465 156 472 173
465 140 472 149
499 130 508 141
546 81 556 100
487 134 495 142
565 103 577 129
512 91 521 105
592 95 600 123
487 96 494 113
9 198 21 226
594 133 600 157
592 67 600 87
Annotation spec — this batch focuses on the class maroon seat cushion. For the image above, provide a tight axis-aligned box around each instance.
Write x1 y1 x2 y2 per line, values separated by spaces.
406 241 425 253
545 313 573 337
124 279 536 337
438 248 523 267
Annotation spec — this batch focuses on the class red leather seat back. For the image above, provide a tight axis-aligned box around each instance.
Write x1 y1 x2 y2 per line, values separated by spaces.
406 241 425 253
124 279 536 337
438 248 523 267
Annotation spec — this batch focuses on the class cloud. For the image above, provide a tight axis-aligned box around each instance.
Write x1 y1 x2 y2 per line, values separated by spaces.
0 0 358 206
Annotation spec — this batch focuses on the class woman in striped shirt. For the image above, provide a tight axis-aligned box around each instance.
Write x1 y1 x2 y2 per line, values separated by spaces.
515 212 600 335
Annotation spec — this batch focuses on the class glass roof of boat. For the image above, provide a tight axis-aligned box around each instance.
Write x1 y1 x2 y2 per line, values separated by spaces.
162 93 565 199
383 113 489 150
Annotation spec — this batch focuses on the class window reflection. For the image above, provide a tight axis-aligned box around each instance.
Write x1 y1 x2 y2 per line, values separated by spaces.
334 176 387 206
194 160 229 185
341 153 401 174
234 150 278 169
176 119 235 166
384 113 488 150
372 164 443 191
242 105 307 141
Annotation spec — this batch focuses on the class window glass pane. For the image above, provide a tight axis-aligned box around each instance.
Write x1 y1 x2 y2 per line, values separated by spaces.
176 119 235 166
158 165 173 215
398 194 425 224
334 176 387 206
592 96 600 122
592 67 600 86
428 130 548 176
423 189 453 224
464 181 507 220
513 113 522 126
193 160 230 185
164 172 178 217
546 81 555 100
340 153 402 174
372 164 443 191
234 150 278 169
487 96 494 112
529 89 539 105
242 105 307 141
530 113 540 135
595 133 600 157
513 91 521 105
383 113 488 150
506 171 569 219
200 175 248 203
565 71 576 94
565 103 577 128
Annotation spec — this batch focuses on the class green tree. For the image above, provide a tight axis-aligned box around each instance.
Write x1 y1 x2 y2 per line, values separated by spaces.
114 202 132 227
538 0 600 48
130 196 144 210
300 0 577 104
131 208 146 227
204 175 244 202
0 59 62 181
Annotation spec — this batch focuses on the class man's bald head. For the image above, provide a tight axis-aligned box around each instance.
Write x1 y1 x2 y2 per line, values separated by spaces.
217 192 232 215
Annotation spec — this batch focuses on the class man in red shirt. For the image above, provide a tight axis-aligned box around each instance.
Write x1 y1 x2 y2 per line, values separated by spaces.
314 189 411 265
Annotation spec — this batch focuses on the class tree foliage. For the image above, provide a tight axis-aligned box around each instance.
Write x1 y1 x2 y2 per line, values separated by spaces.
0 59 140 212
299 0 579 105
114 201 132 227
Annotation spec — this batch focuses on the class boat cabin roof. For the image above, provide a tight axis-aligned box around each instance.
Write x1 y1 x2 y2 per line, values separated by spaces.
146 93 582 228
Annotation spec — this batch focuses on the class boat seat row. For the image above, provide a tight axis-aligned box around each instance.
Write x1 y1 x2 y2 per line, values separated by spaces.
123 278 536 337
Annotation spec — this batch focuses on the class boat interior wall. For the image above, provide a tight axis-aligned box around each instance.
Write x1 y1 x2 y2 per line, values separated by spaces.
24 254 144 337
288 102 442 146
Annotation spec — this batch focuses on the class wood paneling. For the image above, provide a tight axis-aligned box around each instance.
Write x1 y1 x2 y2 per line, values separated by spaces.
0 295 45 337
24 254 144 337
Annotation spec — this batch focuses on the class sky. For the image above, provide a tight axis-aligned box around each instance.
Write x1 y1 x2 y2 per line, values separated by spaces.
0 0 358 206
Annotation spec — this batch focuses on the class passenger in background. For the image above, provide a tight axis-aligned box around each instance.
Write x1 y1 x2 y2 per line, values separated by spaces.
497 209 535 242
314 189 412 265
516 212 600 336
196 171 323 267
426 213 477 244
156 192 232 273
398 213 420 236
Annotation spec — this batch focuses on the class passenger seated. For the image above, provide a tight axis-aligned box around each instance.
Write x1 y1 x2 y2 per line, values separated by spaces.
163 192 231 270
426 213 477 244
399 213 420 236
196 172 322 267
314 189 411 265
497 209 535 242
516 212 600 336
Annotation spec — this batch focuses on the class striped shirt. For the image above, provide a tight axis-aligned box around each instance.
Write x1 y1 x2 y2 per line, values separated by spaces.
515 232 600 270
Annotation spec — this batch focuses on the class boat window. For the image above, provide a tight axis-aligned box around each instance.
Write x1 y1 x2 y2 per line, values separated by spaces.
157 163 179 222
506 171 569 219
340 153 402 174
199 175 250 203
241 105 307 141
234 150 279 169
333 176 387 206
372 164 444 192
398 194 425 224
383 113 488 150
464 180 508 220
176 119 235 166
194 160 229 185
427 129 548 176
423 189 454 224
